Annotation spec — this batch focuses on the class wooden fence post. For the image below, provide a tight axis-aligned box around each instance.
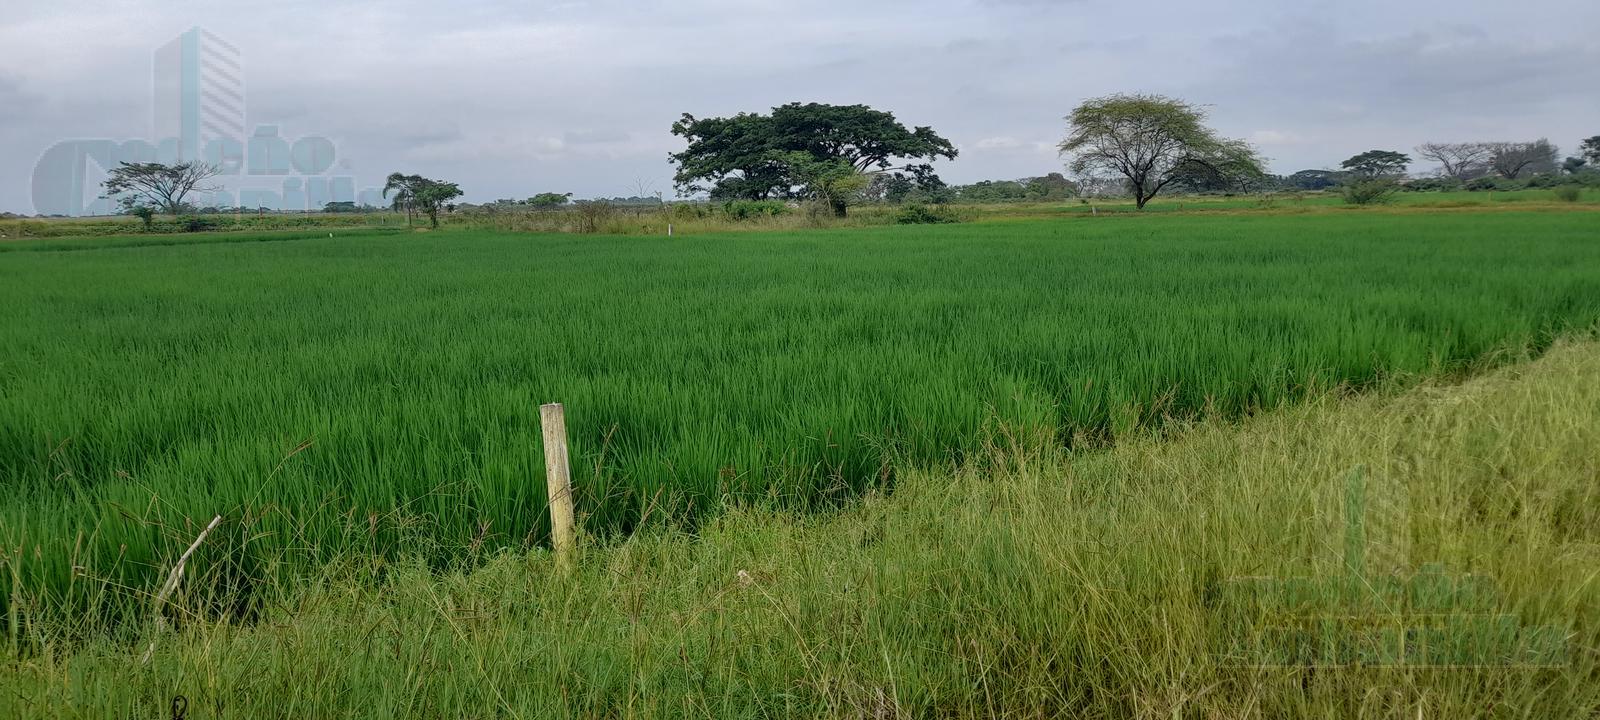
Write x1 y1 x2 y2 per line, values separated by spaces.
540 403 577 567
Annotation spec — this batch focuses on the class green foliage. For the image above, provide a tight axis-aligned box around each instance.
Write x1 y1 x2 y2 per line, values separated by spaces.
1283 169 1342 191
1583 136 1600 166
1340 150 1411 179
867 165 951 205
720 199 790 220
893 203 962 224
100 161 222 215
1060 94 1265 209
1341 179 1401 205
128 205 156 231
1466 176 1509 191
383 173 463 229
1023 172 1077 200
1554 186 1583 203
177 215 214 233
669 103 956 216
954 180 1028 203
527 192 572 209
782 153 869 216
1402 177 1465 192
670 202 709 220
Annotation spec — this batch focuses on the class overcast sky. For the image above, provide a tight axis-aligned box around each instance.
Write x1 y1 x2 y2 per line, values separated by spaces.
2 0 1597 212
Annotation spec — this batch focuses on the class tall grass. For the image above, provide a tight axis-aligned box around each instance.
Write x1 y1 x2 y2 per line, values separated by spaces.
2 211 1599 635
6 337 1599 717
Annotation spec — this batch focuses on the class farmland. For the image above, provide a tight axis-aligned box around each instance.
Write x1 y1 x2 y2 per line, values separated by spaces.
2 208 1599 632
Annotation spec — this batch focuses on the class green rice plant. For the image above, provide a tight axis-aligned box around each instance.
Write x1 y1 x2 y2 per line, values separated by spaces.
6 338 1599 716
1 210 1599 637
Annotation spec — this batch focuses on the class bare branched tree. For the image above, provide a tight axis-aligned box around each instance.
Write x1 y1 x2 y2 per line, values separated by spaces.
1487 140 1560 179
100 162 222 214
1414 143 1492 180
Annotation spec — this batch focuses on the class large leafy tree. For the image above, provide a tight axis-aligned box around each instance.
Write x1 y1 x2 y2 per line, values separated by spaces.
100 161 222 215
1340 150 1411 179
669 102 957 217
1058 94 1264 209
384 173 463 229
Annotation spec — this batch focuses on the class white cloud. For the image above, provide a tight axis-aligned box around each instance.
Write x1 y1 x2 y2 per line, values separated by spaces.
975 136 1024 150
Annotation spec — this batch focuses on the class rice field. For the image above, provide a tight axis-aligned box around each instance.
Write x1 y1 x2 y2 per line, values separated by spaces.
2 209 1599 627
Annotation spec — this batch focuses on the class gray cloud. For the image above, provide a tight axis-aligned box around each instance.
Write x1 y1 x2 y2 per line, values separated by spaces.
0 74 37 124
1 0 1597 212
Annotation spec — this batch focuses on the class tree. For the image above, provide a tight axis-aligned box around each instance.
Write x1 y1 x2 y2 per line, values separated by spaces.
1058 94 1264 209
1024 173 1077 200
866 172 914 203
100 161 222 215
1285 169 1342 190
527 192 572 209
129 205 156 231
785 154 869 214
1341 179 1401 206
1414 143 1491 180
1487 140 1560 179
383 173 463 229
1579 136 1600 166
1340 150 1411 180
955 180 1028 203
867 165 949 204
670 102 957 217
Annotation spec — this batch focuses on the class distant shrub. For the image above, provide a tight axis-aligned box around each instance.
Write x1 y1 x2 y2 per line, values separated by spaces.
894 204 962 224
1465 176 1531 192
1340 180 1400 206
1525 174 1563 189
721 200 789 220
1554 186 1582 203
179 215 214 233
670 203 708 220
572 200 615 234
130 206 156 231
1403 177 1463 192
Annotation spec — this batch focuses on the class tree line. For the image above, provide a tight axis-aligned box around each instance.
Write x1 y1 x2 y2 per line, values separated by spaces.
96 95 1599 226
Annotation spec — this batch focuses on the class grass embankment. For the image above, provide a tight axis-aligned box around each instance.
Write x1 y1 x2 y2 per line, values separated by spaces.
3 211 1599 634
6 338 1598 717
